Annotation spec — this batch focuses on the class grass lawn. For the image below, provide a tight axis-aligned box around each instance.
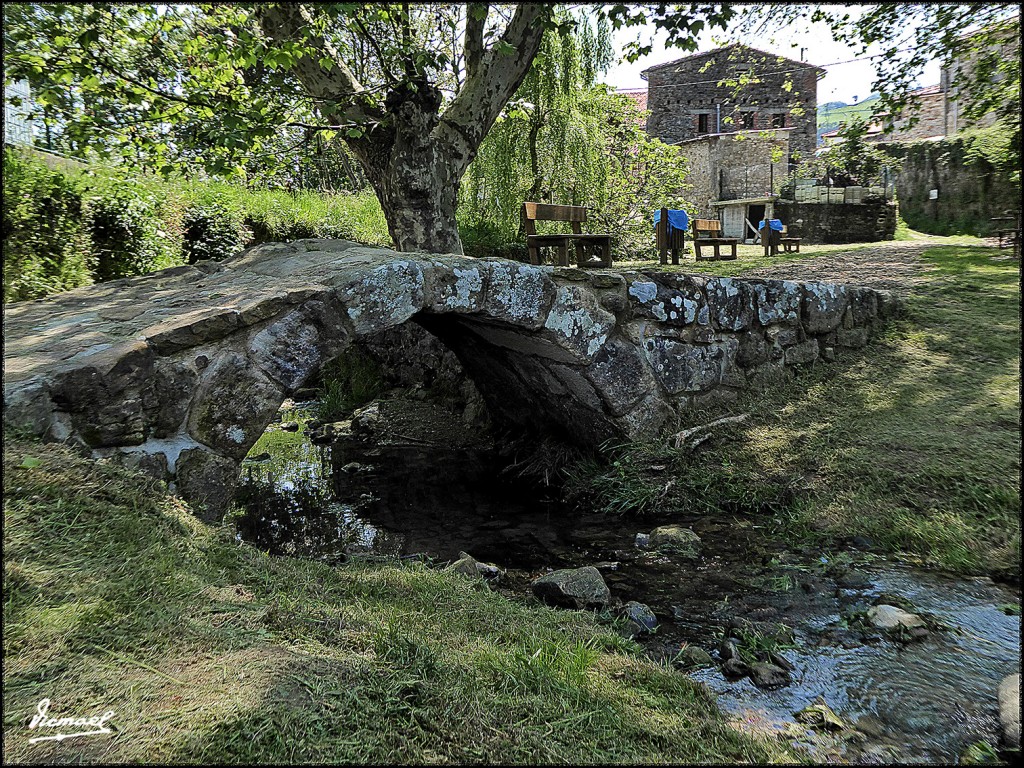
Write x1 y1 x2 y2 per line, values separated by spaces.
2 441 796 764
572 241 1020 578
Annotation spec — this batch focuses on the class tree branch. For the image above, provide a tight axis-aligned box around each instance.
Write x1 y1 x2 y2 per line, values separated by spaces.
255 3 381 124
464 3 487 80
439 3 548 171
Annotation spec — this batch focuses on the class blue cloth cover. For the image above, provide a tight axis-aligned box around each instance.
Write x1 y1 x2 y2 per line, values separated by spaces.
653 209 689 233
758 218 784 231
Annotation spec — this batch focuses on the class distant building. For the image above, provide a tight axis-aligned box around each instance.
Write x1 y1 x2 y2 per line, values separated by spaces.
640 43 825 162
4 79 34 147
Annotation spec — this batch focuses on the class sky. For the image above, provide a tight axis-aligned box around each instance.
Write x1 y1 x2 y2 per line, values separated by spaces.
599 8 942 106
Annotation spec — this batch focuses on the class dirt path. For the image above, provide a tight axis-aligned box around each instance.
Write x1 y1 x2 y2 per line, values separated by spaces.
740 241 946 292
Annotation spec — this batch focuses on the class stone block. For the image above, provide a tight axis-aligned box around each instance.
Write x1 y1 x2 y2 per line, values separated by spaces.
849 287 879 326
643 336 723 394
141 306 244 354
542 284 616 363
424 260 487 314
478 261 556 330
48 340 155 448
175 447 239 522
802 283 849 334
188 351 284 459
338 259 426 335
249 298 352 391
705 277 755 331
751 280 801 326
836 327 869 348
142 358 198 439
736 331 770 368
586 337 655 416
785 339 820 365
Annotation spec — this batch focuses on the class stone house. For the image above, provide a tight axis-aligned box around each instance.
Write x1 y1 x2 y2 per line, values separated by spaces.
642 43 825 162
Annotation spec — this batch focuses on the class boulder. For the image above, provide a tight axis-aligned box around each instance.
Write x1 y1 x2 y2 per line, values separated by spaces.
748 662 791 689
866 604 925 630
621 601 658 634
674 646 714 669
721 658 749 678
648 525 702 557
531 566 610 610
998 673 1020 749
446 552 504 582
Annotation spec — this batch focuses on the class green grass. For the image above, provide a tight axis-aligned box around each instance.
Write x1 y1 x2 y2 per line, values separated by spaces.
572 244 1020 577
2 439 796 764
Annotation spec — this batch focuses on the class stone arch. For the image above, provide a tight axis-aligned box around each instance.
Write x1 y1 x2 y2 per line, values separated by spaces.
3 238 898 520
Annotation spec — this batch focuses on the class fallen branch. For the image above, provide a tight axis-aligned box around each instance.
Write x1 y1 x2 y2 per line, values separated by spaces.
670 413 750 450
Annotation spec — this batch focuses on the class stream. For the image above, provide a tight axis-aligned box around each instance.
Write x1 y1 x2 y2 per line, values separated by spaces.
234 401 1020 764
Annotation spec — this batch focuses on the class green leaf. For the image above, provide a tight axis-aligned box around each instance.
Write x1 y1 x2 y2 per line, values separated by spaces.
19 456 42 469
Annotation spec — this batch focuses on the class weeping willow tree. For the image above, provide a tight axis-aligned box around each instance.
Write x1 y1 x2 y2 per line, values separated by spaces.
462 12 691 258
462 12 614 235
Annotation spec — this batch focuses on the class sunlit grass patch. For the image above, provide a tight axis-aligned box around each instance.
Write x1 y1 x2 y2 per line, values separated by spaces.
2 439 797 764
573 244 1020 577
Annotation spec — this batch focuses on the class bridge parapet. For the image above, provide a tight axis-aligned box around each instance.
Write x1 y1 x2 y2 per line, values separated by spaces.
3 239 899 519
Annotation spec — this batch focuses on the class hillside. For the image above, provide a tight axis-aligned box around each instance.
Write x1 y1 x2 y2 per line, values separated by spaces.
817 94 881 143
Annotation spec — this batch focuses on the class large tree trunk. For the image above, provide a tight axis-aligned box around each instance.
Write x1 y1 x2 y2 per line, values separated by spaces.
351 79 465 254
258 3 548 255
372 155 463 254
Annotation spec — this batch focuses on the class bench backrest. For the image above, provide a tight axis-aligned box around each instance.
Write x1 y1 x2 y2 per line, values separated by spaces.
521 202 587 236
693 218 723 239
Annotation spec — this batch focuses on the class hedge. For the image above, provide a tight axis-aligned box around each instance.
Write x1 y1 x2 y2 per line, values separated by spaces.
2 148 392 303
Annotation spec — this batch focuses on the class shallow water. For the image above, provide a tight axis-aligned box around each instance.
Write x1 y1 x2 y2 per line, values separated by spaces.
235 418 1021 764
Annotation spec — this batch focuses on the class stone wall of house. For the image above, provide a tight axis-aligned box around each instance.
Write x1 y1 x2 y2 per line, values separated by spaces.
875 90 947 142
882 137 1020 236
645 45 821 162
679 130 791 218
776 199 897 243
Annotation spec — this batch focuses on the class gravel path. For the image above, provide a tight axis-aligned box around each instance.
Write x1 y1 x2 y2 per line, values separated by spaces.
740 241 945 292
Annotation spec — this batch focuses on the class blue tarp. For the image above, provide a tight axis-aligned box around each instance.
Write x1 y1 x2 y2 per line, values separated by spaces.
653 209 689 233
758 218 784 231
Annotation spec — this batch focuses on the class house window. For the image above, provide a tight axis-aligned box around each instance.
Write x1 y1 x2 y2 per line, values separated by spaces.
698 113 709 133
771 112 786 128
741 112 755 129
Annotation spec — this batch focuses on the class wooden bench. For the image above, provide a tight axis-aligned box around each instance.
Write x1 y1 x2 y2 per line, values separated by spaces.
655 207 687 265
692 218 738 261
521 202 612 268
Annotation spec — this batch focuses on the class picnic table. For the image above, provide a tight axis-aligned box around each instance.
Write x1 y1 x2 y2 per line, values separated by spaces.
521 202 612 267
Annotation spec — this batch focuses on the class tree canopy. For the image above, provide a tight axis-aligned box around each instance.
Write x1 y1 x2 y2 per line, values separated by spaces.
3 3 734 254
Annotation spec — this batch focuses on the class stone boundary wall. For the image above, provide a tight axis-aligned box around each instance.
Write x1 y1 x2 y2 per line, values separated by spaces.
882 138 1020 236
3 240 899 519
776 200 897 244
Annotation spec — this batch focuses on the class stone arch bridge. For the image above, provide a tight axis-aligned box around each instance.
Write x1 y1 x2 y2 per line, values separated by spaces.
3 239 897 519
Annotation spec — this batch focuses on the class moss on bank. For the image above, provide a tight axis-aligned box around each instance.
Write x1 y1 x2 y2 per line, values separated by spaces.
571 244 1020 578
2 439 795 764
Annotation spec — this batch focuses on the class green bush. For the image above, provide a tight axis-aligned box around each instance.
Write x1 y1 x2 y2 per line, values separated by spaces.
2 150 393 303
182 200 251 263
459 219 528 260
80 176 184 280
2 149 92 301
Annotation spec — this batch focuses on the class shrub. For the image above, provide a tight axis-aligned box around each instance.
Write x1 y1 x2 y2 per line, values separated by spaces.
2 148 92 301
80 175 184 280
182 200 252 263
316 346 385 422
